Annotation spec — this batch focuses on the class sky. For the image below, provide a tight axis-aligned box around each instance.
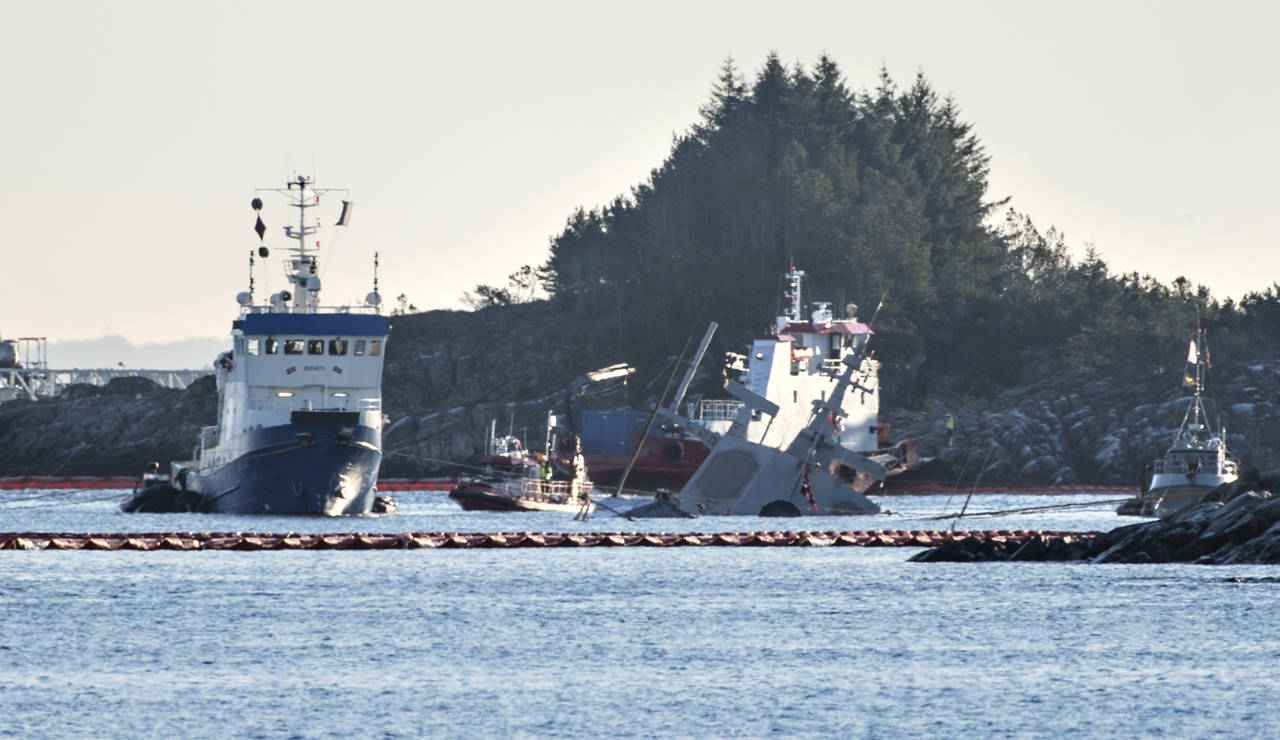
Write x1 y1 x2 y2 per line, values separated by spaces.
2 0 1277 367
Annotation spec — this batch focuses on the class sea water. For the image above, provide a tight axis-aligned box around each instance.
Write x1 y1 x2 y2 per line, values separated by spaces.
2 489 1279 737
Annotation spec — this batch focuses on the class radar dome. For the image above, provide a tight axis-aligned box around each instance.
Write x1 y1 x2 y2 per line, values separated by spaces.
306 276 321 292
366 292 382 306
236 291 252 306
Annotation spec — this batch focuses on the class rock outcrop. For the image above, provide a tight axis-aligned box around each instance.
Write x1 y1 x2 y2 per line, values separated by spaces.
887 364 1280 487
910 470 1280 565
0 375 217 477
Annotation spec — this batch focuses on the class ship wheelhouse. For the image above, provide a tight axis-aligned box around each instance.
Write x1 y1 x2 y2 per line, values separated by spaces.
218 312 389 444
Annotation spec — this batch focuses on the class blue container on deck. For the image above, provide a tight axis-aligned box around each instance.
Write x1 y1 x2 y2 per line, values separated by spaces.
580 410 647 455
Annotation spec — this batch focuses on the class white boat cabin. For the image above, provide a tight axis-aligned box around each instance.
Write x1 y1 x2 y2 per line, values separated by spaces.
212 312 388 447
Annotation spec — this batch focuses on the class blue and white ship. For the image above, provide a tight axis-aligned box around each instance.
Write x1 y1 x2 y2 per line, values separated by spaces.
174 176 389 515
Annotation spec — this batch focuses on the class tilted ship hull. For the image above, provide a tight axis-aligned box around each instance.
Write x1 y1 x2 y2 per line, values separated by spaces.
585 265 916 502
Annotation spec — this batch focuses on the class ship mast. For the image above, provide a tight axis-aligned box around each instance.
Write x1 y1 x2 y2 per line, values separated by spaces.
257 175 348 314
781 266 805 324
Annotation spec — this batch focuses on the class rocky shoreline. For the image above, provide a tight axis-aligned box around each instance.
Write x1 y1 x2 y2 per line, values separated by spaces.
910 469 1280 565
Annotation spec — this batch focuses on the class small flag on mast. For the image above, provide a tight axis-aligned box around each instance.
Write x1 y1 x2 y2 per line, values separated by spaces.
1187 340 1198 364
336 200 354 226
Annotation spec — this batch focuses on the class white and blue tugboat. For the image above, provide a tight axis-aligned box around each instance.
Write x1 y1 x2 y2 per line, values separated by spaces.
174 176 389 515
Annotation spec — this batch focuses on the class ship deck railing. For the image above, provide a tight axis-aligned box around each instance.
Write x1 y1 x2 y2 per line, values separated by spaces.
239 304 383 315
1154 456 1238 476
690 399 744 422
245 397 381 413
515 478 593 503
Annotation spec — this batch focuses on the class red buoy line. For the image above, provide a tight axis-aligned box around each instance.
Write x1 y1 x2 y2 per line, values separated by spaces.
0 529 1097 551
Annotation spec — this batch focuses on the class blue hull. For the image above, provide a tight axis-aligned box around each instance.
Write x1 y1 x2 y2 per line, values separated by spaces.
187 419 381 515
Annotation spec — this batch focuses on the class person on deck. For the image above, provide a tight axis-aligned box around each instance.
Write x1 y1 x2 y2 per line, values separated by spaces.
570 438 588 503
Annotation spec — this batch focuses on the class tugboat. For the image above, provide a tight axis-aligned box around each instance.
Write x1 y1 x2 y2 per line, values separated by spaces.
581 266 917 491
1118 328 1238 517
170 176 389 515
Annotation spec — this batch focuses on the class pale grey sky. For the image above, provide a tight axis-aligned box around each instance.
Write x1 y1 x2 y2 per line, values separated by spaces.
2 0 1276 357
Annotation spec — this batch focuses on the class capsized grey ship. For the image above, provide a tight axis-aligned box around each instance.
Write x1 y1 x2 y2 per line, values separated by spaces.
130 176 390 515
630 334 887 517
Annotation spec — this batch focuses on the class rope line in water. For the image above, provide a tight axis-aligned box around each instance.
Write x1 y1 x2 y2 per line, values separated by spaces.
927 487 1209 520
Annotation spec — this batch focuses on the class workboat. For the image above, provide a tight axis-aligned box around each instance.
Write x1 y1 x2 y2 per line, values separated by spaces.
169 176 389 515
582 266 917 492
1118 328 1238 517
449 423 594 514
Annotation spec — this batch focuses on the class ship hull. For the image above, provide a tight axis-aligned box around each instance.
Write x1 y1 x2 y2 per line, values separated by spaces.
449 486 594 514
1146 473 1234 517
1117 473 1236 518
186 420 381 516
586 437 920 493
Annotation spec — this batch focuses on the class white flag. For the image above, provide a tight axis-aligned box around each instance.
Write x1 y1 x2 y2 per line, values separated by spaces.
1187 340 1198 364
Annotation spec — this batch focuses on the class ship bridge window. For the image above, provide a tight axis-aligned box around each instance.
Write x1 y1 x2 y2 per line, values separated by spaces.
284 339 304 355
247 338 261 356
329 339 348 355
307 340 324 355
266 338 279 355
370 340 382 357
353 340 366 356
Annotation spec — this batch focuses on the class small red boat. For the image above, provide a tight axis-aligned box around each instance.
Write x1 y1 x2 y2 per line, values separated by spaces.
448 423 594 514
449 477 595 514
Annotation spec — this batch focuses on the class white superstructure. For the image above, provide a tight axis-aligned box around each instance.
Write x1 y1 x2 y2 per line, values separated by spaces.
689 266 880 452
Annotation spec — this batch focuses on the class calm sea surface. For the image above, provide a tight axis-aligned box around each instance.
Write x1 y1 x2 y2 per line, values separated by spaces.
2 489 1279 738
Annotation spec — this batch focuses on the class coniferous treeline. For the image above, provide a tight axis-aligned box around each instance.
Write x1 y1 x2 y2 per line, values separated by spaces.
475 53 1280 406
